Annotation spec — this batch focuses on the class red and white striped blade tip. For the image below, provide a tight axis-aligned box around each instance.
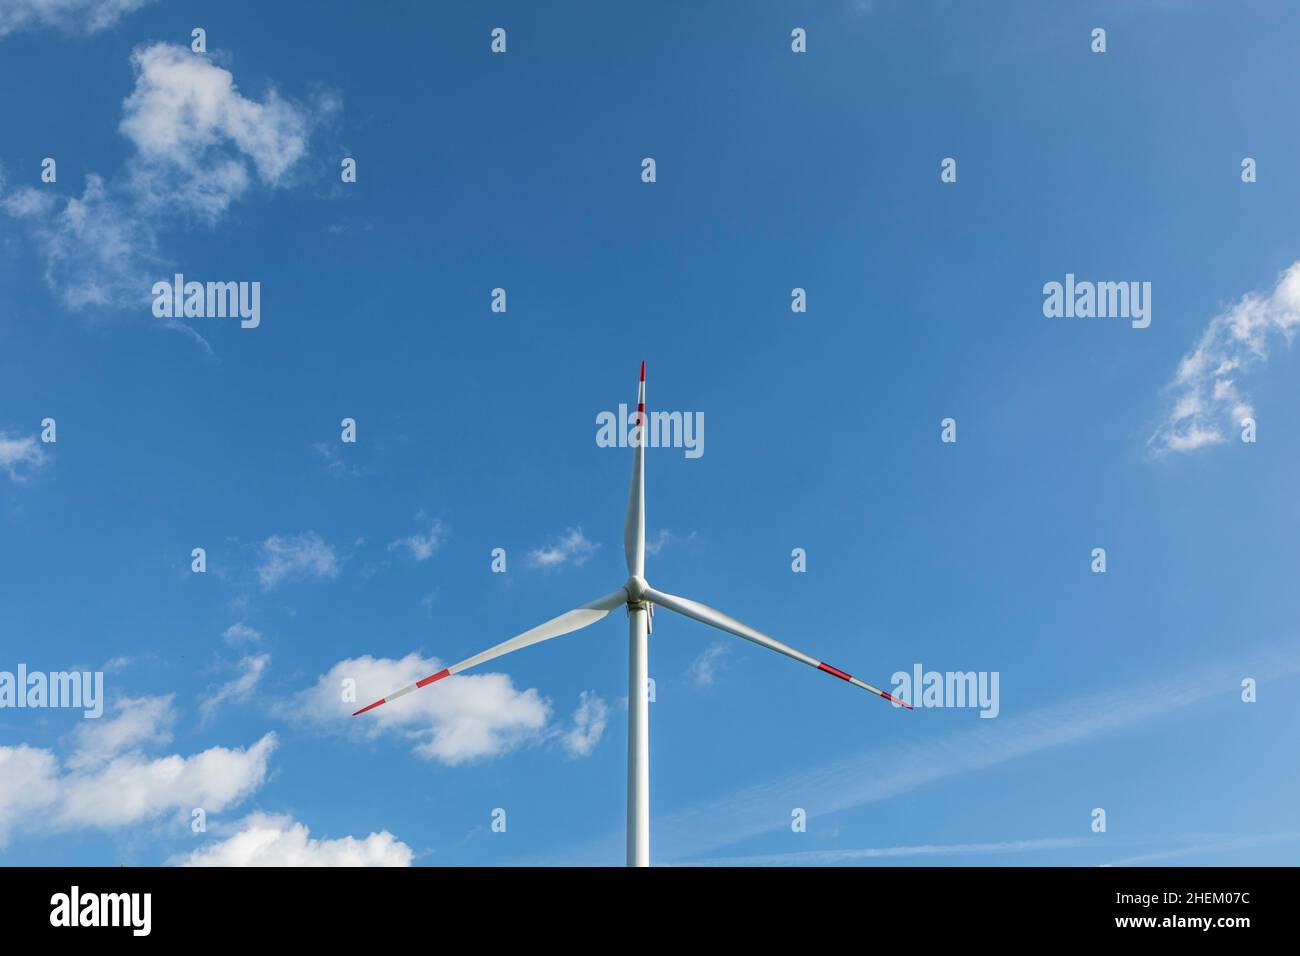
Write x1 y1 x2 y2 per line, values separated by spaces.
640 360 645 381
879 691 914 710
818 661 913 709
352 668 450 716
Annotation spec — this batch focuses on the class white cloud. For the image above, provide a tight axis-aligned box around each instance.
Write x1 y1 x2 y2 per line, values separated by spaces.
1 174 159 311
0 715 276 845
256 532 339 590
222 622 262 646
0 0 156 39
54 733 276 830
1150 262 1300 455
67 694 174 769
119 43 313 220
0 432 48 482
389 517 446 562
199 653 270 721
0 694 396 864
173 813 413 867
0 185 53 218
644 529 673 555
313 441 366 478
294 653 550 766
0 746 61 844
645 528 695 557
527 527 598 569
0 42 324 327
560 691 608 757
686 643 730 688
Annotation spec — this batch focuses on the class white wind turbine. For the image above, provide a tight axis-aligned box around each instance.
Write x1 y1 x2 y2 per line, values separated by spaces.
353 362 909 866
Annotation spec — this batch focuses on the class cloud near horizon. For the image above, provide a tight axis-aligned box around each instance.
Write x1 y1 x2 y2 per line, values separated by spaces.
0 695 275 846
172 812 413 867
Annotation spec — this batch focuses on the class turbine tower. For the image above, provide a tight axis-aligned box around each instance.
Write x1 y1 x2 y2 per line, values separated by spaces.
352 363 909 866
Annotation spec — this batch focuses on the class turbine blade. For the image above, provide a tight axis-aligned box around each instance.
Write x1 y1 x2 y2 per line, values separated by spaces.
352 588 629 716
624 361 646 577
642 585 910 708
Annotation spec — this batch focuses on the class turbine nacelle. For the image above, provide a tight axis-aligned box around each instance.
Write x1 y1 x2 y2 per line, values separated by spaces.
624 575 650 603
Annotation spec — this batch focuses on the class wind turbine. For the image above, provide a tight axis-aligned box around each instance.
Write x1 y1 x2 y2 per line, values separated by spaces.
352 362 910 866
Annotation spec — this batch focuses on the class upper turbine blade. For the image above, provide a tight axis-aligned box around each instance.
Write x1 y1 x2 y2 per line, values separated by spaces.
642 585 910 708
623 361 646 578
352 588 629 716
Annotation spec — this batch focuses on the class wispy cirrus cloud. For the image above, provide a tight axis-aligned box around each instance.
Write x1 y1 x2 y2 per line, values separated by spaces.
65 695 174 770
313 441 367 478
645 529 672 555
0 174 159 312
222 622 263 646
0 432 47 482
200 653 270 722
645 528 696 556
256 532 339 590
686 643 730 688
691 836 1093 866
665 644 1300 863
389 515 446 561
1149 262 1300 456
538 641 1300 864
0 0 156 39
559 690 608 757
1102 831 1300 867
0 42 333 340
690 830 1300 867
527 527 598 569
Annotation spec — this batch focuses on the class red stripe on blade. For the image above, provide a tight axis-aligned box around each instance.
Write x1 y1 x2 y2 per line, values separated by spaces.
818 662 852 681
640 361 646 382
352 698 386 716
416 668 450 688
880 691 913 710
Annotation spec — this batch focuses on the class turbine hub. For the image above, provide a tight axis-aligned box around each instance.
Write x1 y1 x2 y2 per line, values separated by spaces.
624 575 649 602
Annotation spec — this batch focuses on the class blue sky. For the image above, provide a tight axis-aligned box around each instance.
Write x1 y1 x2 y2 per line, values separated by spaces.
2 0 1299 866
